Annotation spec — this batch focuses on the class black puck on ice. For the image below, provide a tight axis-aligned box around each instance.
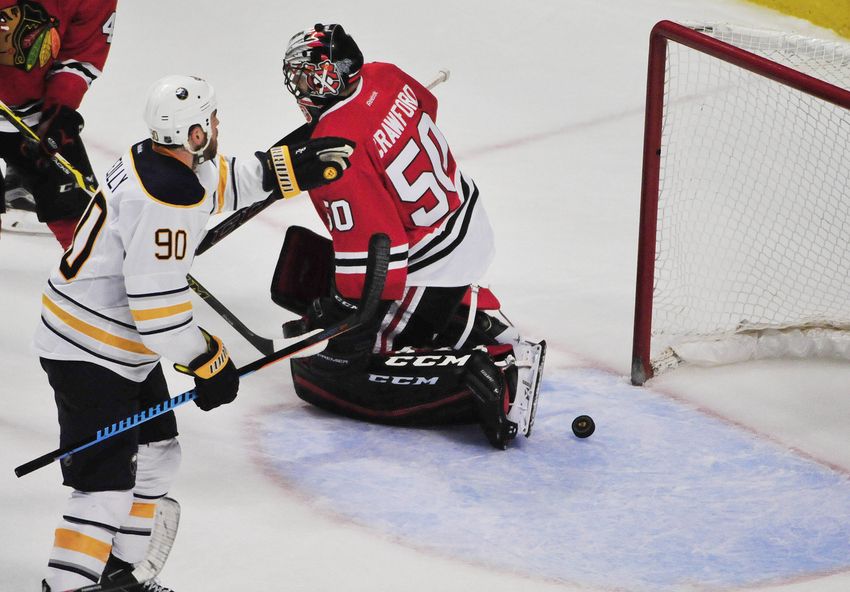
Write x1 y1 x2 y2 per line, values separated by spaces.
571 415 595 438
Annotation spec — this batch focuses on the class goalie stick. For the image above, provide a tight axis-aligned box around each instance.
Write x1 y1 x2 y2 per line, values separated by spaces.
67 497 181 592
14 233 390 478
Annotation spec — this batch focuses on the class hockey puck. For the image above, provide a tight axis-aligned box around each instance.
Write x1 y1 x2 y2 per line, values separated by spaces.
571 415 595 438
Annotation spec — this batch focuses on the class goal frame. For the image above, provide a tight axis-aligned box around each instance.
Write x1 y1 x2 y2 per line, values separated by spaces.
631 20 850 385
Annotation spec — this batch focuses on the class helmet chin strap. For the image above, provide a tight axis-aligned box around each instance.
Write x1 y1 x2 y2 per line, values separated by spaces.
184 129 212 165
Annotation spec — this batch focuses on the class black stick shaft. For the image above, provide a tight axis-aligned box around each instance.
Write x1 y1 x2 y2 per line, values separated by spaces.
186 273 275 355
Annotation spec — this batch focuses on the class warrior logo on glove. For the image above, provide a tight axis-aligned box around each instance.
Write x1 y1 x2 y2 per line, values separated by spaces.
258 137 355 199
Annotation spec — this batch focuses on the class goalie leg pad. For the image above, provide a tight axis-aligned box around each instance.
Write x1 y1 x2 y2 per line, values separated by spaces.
290 349 484 426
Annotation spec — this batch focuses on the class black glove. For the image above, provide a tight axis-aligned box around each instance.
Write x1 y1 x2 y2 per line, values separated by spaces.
283 291 358 337
256 136 355 199
24 105 85 169
283 293 374 373
174 328 239 411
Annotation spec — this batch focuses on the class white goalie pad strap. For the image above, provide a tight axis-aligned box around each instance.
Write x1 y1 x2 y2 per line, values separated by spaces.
0 209 52 236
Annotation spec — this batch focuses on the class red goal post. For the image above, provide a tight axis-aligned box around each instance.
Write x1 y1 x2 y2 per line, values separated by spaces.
631 21 850 385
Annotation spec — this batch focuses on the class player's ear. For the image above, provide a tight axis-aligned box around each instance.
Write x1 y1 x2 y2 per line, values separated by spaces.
187 124 206 151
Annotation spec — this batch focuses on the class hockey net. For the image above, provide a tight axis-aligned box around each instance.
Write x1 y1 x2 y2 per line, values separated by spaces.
631 21 850 385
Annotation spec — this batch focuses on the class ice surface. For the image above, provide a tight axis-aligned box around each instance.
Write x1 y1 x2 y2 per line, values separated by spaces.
3 1 850 591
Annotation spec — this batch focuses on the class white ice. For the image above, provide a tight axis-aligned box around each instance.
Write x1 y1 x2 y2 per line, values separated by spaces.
3 1 850 591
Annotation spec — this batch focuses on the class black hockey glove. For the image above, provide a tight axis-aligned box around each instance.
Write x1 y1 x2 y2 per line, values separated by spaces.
256 137 355 199
283 293 374 373
174 328 239 412
283 291 358 337
24 105 85 169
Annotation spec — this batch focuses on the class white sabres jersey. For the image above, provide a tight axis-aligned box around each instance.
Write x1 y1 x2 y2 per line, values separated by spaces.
34 139 271 381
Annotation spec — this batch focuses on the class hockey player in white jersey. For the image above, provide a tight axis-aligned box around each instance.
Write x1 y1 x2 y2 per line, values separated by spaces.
34 74 354 592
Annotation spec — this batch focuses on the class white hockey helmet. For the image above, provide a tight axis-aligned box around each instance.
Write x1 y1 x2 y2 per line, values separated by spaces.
143 75 217 154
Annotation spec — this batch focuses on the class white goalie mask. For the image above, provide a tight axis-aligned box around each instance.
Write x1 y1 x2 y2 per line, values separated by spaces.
143 75 217 155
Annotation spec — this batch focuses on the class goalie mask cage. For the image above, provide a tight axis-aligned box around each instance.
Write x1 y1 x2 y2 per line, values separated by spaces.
631 21 850 385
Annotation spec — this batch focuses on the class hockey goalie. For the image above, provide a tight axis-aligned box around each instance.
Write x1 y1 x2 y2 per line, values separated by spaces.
274 23 546 450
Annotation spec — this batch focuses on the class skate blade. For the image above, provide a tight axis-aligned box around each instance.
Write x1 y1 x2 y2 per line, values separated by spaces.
1 209 52 236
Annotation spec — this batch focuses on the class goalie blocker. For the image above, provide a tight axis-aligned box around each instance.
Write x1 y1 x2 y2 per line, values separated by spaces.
273 226 546 449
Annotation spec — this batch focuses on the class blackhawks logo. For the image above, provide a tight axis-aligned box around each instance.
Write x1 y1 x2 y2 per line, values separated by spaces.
304 59 343 97
0 1 60 71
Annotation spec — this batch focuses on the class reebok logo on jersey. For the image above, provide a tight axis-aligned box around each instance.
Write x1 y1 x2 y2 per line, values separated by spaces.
372 84 419 158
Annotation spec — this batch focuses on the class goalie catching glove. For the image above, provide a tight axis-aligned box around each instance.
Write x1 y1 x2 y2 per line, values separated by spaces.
174 328 239 411
256 137 355 199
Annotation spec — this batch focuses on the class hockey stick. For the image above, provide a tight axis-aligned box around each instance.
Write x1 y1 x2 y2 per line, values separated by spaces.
14 233 390 478
194 68 452 256
186 273 276 355
187 68 451 350
0 99 97 193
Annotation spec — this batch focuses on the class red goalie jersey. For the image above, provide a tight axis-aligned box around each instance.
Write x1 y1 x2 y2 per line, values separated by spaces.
308 62 494 301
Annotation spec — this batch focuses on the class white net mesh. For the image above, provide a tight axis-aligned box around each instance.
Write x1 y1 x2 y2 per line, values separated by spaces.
651 23 850 367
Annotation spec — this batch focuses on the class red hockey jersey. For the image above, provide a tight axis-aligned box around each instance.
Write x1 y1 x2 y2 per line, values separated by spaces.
309 62 494 301
0 0 116 129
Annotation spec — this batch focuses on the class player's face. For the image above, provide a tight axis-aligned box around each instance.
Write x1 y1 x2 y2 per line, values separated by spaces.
291 69 310 97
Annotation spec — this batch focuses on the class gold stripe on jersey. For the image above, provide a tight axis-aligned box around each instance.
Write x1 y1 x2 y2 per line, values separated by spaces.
53 528 112 562
130 301 193 322
42 295 156 355
129 502 157 519
216 155 228 214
